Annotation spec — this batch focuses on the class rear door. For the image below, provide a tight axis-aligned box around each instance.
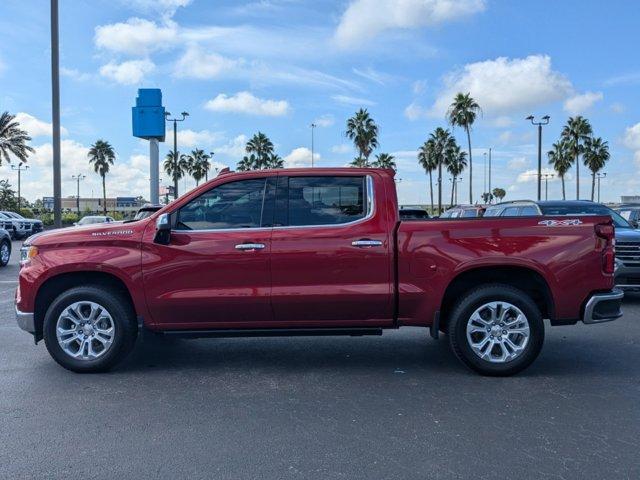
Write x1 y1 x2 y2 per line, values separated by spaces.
269 173 393 326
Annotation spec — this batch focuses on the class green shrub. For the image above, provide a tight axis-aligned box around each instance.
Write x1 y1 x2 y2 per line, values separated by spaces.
19 208 34 218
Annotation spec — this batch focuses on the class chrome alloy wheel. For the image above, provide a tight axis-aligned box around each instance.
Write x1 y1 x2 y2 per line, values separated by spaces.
465 301 530 363
0 242 9 264
56 301 115 360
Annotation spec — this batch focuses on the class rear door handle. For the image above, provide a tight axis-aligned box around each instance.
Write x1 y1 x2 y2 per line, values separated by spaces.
351 239 383 248
235 243 266 251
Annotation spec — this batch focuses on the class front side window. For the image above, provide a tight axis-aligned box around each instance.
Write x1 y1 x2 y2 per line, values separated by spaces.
519 206 539 216
176 178 267 230
502 206 522 216
278 176 367 227
461 209 478 218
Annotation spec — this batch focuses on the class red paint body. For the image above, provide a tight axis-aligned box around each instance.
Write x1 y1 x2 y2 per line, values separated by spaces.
17 168 614 332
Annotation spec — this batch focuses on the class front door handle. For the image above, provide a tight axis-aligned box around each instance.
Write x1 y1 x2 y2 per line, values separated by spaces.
351 239 383 248
235 243 266 251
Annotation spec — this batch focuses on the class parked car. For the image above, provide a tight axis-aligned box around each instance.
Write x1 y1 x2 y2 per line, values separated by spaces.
615 205 640 229
0 212 31 239
1 211 43 237
16 168 621 376
0 227 11 267
74 215 116 226
485 200 640 290
128 204 163 222
399 206 430 220
440 205 486 218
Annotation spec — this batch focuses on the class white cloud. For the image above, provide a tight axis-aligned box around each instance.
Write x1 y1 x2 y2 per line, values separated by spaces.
95 18 178 55
0 55 5 76
623 123 640 165
412 79 427 95
331 144 352 154
99 59 155 85
215 134 248 158
404 102 427 120
129 154 149 170
173 46 242 79
165 128 224 148
332 94 376 106
508 157 528 170
14 112 68 138
122 0 192 16
517 168 555 183
61 67 93 82
204 91 290 116
314 114 334 128
352 67 393 85
284 147 318 168
430 55 573 117
563 91 603 115
334 0 485 48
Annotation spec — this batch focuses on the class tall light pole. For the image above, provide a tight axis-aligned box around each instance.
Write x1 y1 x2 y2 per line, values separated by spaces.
596 172 607 203
165 111 189 200
72 174 85 215
541 173 554 200
51 0 62 227
488 147 492 203
526 115 550 201
483 151 487 197
310 123 316 167
450 177 463 205
11 162 29 211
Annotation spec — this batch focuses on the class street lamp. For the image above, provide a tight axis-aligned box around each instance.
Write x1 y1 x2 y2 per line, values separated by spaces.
541 173 554 200
526 115 550 201
596 172 607 203
310 123 316 167
450 177 463 205
51 0 62 227
11 162 29 211
72 174 86 215
165 111 189 199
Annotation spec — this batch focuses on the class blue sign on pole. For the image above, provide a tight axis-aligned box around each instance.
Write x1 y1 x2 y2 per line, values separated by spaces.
132 89 166 141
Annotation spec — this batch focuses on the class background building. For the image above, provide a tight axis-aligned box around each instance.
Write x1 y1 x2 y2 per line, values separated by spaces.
42 196 147 214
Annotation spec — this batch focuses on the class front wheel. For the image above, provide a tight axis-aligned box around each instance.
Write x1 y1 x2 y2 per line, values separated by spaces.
0 239 10 267
448 284 544 376
43 286 138 373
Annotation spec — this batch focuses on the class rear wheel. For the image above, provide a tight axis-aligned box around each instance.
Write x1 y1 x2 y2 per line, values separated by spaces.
0 239 10 267
43 286 137 373
448 284 544 376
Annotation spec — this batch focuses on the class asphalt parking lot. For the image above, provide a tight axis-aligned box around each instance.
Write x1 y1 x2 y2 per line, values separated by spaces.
1 239 639 480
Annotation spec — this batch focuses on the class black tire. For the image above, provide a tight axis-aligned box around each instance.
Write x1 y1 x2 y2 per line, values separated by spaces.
448 283 544 376
0 239 10 267
43 286 138 373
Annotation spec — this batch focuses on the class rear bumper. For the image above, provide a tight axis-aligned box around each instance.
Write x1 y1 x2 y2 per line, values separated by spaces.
582 289 624 324
16 305 35 333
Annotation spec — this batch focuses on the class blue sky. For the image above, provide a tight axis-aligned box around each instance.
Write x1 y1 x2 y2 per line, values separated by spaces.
1 0 639 204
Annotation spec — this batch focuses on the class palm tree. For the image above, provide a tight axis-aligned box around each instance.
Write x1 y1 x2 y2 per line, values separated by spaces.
345 108 379 166
372 153 396 170
481 192 493 203
185 149 209 186
583 137 610 201
238 132 278 170
164 150 188 193
547 141 572 200
87 139 115 214
237 154 256 172
492 187 506 202
0 112 34 165
561 116 592 199
265 153 284 169
446 145 467 207
203 152 212 181
418 139 437 213
429 127 456 214
447 93 481 204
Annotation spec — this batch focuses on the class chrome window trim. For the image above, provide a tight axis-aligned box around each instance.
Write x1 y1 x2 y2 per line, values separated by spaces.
171 174 374 234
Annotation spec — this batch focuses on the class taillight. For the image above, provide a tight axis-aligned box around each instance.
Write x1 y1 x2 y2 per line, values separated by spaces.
596 222 615 274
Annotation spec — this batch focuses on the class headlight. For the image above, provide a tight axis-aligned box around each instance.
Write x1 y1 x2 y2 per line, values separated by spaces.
20 245 38 265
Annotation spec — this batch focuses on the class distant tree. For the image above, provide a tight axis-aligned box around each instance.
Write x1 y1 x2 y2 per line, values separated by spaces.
492 187 506 202
0 179 18 210
238 132 279 170
583 137 610 201
265 153 284 169
547 140 572 200
418 139 437 213
429 127 456 214
346 108 378 167
164 150 188 193
87 139 115 214
445 145 467 207
0 112 34 166
185 149 209 186
372 153 396 170
447 93 481 204
561 116 592 199
481 192 493 203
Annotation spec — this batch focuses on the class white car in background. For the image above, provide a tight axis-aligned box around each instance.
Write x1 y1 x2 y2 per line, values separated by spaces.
0 212 31 239
74 215 116 226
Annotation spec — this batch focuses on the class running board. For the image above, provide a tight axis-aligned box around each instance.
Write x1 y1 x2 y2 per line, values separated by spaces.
158 327 384 339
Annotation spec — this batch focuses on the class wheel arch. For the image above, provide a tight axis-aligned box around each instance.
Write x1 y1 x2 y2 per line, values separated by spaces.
440 265 555 330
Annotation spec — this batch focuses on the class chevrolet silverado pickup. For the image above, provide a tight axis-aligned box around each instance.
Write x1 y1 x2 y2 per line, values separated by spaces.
16 168 623 375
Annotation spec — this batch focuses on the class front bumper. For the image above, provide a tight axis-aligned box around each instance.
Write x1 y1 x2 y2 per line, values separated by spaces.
614 261 640 289
16 306 35 333
582 289 624 324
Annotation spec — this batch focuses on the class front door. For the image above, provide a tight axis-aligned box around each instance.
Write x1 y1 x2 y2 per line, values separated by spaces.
142 175 275 329
270 174 393 327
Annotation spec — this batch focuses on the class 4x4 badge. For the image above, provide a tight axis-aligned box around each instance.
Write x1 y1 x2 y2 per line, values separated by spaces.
537 219 583 227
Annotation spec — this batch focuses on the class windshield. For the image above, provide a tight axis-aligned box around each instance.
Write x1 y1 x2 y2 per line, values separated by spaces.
539 204 631 228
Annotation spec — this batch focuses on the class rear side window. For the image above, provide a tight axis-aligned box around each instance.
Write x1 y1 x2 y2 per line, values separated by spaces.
176 178 267 230
502 206 521 216
276 176 367 227
461 209 478 218
519 206 539 215
483 207 502 217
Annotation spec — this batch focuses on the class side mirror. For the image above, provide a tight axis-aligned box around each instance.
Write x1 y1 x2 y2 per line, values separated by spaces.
154 213 171 245
633 220 639 229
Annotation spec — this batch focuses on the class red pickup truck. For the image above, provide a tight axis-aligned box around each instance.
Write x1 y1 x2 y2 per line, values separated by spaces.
16 168 622 375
